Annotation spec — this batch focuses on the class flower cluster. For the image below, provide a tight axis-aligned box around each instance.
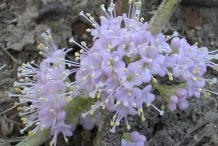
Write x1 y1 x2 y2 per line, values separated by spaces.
69 0 218 136
11 0 218 145
70 1 166 134
164 37 218 111
10 30 78 146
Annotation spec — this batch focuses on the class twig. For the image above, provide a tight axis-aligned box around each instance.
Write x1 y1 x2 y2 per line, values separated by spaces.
0 43 19 64
174 111 218 146
0 105 17 115
187 123 215 146
0 64 6 70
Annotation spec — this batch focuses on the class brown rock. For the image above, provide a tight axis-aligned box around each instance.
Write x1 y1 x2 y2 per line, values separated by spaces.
183 10 200 28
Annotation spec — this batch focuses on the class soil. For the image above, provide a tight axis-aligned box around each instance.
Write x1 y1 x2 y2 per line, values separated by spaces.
0 0 218 146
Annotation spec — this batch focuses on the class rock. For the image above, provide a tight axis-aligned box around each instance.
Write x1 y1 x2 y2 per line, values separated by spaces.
183 10 201 29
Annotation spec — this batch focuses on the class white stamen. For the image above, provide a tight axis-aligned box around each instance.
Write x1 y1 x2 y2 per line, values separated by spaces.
114 56 119 61
123 101 129 107
173 31 179 36
150 104 164 116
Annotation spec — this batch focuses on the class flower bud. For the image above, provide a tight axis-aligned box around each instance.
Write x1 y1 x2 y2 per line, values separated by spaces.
176 88 187 98
170 37 180 49
169 95 178 104
121 139 126 146
137 135 147 142
177 100 189 110
167 103 177 111
130 131 140 141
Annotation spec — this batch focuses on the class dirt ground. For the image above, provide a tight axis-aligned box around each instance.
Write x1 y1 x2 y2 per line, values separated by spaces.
0 0 218 146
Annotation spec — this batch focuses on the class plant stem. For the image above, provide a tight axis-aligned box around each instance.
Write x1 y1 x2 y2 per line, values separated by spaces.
16 129 51 146
148 0 181 35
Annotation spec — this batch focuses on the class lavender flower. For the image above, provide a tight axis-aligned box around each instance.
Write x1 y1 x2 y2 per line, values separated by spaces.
11 30 78 146
11 0 218 145
69 0 218 135
164 36 218 110
79 108 100 130
69 0 167 133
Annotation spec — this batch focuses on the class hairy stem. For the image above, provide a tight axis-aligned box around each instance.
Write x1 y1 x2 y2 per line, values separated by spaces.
16 130 51 146
148 0 181 35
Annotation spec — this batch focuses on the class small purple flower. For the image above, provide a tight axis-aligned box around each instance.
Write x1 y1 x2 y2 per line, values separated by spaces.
79 108 100 130
50 121 73 146
12 30 77 145
10 1 218 146
116 63 143 88
67 1 170 133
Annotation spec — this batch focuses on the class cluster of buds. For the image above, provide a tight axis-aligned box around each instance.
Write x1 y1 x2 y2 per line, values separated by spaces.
167 88 190 111
121 131 147 146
